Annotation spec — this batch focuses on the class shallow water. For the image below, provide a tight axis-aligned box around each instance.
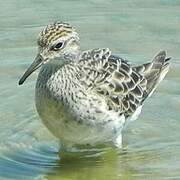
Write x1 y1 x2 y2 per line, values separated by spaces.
0 0 180 179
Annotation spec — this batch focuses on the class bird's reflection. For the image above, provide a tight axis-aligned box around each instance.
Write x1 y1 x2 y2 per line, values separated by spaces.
45 145 146 180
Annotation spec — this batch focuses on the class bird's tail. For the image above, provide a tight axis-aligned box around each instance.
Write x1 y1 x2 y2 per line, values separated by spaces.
133 51 171 101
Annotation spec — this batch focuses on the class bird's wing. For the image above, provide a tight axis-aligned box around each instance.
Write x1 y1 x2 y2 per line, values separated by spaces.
133 51 171 100
78 48 147 117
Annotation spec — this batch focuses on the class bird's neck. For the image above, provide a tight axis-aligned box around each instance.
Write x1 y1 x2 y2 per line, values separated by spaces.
36 57 81 107
37 50 82 95
38 55 81 87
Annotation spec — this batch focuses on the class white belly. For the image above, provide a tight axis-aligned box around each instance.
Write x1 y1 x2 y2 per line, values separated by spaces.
35 87 126 147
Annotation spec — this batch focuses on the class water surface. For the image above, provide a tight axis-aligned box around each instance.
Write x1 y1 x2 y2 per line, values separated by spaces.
0 0 180 179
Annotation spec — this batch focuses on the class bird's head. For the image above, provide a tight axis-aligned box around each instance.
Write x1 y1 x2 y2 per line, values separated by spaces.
19 22 80 85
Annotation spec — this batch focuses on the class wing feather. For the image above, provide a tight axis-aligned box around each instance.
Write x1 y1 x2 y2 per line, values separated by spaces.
78 48 146 117
78 49 170 117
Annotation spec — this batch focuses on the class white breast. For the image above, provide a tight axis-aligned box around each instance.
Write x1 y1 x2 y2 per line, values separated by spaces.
35 65 128 147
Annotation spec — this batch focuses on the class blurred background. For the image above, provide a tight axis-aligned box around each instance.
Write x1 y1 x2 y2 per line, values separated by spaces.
0 0 180 179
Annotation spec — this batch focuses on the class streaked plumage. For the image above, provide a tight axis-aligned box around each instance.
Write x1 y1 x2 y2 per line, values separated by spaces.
19 22 171 149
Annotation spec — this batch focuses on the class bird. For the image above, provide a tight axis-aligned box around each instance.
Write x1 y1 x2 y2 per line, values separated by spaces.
19 22 171 150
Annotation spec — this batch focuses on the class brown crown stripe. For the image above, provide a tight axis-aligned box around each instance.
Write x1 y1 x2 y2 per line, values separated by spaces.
44 26 73 36
37 22 74 47
43 23 72 32
45 30 69 41
48 30 72 43
38 28 73 47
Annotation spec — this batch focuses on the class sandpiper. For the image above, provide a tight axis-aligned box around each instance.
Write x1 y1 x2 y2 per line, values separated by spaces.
19 22 171 149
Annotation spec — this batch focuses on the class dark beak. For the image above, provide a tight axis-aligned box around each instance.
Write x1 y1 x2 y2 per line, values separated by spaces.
18 54 44 85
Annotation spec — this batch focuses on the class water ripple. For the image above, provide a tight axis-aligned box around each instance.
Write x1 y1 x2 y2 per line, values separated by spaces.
0 142 59 179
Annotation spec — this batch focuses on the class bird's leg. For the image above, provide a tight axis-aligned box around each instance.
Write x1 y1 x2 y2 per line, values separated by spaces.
114 134 122 148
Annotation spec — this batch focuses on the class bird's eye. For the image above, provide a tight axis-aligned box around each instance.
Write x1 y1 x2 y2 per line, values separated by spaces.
53 42 64 50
